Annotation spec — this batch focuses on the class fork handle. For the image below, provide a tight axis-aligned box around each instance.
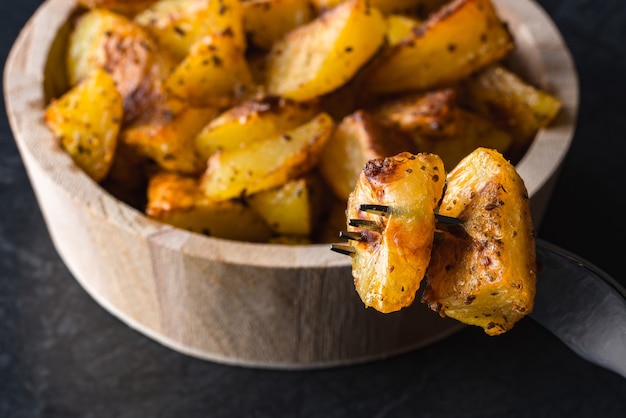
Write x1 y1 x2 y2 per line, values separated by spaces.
531 239 626 378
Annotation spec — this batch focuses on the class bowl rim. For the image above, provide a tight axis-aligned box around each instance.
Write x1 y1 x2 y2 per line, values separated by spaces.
495 0 579 198
4 0 579 270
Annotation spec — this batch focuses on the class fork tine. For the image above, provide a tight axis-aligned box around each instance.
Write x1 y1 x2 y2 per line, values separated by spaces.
334 204 463 257
348 219 379 230
359 204 391 215
339 231 364 241
358 203 461 226
330 243 356 255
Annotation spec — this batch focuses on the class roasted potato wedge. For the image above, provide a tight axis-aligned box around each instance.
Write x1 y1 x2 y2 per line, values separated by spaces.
165 32 254 107
67 8 173 123
318 109 416 201
135 0 246 61
146 171 273 242
422 147 536 335
313 0 449 16
246 175 325 236
199 112 335 201
265 0 386 101
460 64 563 159
369 88 459 138
77 0 157 16
242 0 315 50
347 152 446 313
194 96 319 161
369 88 512 167
413 108 513 168
120 98 218 174
365 0 514 95
44 68 123 182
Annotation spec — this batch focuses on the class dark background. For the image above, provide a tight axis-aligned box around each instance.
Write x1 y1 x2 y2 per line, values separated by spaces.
2 0 626 417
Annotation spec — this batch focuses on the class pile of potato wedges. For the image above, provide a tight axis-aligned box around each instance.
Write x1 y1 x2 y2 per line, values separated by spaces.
44 0 561 243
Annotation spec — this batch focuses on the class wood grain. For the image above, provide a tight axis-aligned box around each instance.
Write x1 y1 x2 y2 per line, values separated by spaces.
4 0 577 368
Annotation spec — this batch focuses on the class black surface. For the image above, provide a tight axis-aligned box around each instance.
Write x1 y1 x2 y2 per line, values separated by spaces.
1 1 626 417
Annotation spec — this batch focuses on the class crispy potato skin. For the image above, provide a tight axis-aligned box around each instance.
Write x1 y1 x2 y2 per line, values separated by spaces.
67 8 173 124
164 33 254 107
370 89 458 137
242 0 315 50
422 148 536 335
77 0 157 16
369 89 513 168
44 68 123 182
460 64 563 160
135 0 246 61
120 99 217 175
199 112 335 201
412 108 512 168
195 97 319 161
146 171 273 242
348 152 445 313
365 0 515 94
246 175 327 237
318 109 416 201
266 0 386 101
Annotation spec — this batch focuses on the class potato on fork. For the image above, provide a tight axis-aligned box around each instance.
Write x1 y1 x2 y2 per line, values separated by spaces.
337 152 446 313
333 148 537 335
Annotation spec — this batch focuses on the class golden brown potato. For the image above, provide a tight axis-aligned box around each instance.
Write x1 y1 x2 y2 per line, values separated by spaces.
364 0 515 95
67 8 174 124
459 64 563 160
369 88 512 168
77 0 157 16
313 0 449 16
347 152 446 313
194 96 319 161
265 0 386 101
246 175 325 236
199 112 335 201
135 0 246 61
369 88 459 138
165 32 255 107
242 0 315 50
120 98 219 174
44 68 123 182
52 0 561 247
412 108 513 168
422 147 536 335
385 14 421 46
318 109 416 201
146 171 273 242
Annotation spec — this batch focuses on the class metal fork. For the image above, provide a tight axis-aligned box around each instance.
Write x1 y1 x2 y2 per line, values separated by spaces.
330 203 460 255
329 203 626 379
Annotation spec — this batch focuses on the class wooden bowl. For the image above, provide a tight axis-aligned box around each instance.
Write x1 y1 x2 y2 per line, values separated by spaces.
4 0 578 369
